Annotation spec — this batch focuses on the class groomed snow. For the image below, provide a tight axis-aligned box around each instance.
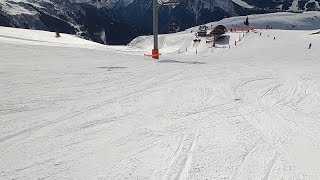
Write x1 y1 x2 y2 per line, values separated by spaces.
1 12 320 179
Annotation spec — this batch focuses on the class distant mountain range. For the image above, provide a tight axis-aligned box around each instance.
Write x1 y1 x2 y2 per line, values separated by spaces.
0 0 319 45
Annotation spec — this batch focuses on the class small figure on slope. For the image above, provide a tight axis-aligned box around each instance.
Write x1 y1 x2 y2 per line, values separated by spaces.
309 43 312 49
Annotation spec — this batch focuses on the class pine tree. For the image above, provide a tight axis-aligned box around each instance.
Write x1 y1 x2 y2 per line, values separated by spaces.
244 17 249 26
55 31 60 38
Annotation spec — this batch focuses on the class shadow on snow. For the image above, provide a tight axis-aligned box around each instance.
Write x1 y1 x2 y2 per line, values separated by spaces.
158 59 205 64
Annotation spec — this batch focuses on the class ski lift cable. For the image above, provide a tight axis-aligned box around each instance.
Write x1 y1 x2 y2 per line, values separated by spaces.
160 1 193 28
169 16 189 29
167 7 201 30
157 0 216 33
157 7 189 33
159 0 210 28
156 2 179 32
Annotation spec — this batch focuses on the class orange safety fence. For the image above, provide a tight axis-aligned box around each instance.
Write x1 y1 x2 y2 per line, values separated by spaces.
227 28 258 33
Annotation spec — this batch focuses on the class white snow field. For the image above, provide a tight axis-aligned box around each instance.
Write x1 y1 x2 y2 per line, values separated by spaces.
1 12 320 180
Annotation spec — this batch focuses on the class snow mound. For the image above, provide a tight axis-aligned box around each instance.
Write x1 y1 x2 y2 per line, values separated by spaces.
201 11 320 31
0 26 105 49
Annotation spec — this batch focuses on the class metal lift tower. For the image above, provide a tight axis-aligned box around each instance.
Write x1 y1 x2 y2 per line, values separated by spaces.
152 0 159 59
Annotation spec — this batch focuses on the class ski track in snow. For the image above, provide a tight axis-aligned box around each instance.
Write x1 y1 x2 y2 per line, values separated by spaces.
1 12 320 180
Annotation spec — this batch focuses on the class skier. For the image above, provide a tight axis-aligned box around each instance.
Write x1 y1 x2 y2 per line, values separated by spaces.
273 37 276 40
309 43 312 49
260 32 262 36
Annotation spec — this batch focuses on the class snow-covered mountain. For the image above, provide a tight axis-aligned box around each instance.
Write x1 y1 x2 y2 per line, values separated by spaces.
98 0 320 12
0 0 319 45
0 0 146 44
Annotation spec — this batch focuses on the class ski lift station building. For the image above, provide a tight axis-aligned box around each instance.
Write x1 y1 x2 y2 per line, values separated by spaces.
197 25 227 39
210 25 228 39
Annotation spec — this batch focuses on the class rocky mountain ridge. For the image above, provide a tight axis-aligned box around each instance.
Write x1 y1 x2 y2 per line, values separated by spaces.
0 0 318 44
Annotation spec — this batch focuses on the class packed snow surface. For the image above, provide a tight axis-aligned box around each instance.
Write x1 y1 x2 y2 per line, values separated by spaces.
1 12 320 179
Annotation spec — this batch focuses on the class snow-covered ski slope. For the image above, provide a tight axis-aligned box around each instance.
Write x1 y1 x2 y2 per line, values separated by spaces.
130 12 320 54
1 12 320 180
0 27 104 48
